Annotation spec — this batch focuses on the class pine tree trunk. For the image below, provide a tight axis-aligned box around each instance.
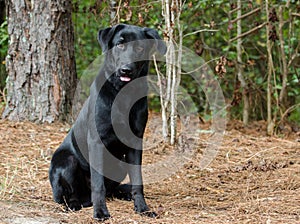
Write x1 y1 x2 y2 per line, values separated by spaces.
3 0 77 122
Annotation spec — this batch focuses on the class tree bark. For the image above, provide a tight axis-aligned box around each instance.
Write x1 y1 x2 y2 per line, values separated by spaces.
278 6 288 107
170 0 182 145
161 0 172 143
3 0 77 122
265 0 275 135
236 0 249 125
110 0 117 25
160 0 182 145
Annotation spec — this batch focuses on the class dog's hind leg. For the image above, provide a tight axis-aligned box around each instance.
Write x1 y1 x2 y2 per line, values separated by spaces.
49 149 82 211
49 166 64 205
103 159 130 200
113 184 132 201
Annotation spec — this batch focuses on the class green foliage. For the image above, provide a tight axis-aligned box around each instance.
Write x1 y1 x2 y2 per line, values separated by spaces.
71 0 299 124
72 0 109 78
0 20 8 91
72 0 163 78
1 0 299 125
288 103 300 123
0 21 8 53
148 95 161 112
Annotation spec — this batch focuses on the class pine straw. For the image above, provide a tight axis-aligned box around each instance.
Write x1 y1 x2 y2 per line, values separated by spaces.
0 118 299 224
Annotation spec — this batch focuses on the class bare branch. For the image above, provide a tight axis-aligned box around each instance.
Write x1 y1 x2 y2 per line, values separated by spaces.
181 58 219 75
183 29 218 38
236 0 249 125
229 22 267 42
279 103 300 124
288 42 300 67
230 7 261 24
285 0 290 8
229 7 241 15
265 0 276 136
153 55 169 141
278 6 288 105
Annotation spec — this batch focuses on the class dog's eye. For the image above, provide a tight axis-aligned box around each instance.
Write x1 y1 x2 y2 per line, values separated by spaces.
136 47 144 53
117 43 125 49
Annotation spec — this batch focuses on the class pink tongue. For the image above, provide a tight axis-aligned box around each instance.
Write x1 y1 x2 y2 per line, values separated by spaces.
120 76 131 82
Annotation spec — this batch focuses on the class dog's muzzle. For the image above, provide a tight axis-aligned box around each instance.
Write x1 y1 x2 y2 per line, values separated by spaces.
119 65 134 82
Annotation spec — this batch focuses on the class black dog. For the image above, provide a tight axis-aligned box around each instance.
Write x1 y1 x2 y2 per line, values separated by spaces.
49 24 166 220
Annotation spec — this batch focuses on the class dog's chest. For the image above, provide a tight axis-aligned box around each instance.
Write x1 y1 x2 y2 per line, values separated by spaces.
95 92 147 148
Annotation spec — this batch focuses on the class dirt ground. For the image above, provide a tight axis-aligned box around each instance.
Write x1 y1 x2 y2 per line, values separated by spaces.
0 114 299 224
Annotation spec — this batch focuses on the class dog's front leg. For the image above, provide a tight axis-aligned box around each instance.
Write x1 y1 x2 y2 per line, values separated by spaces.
90 166 110 220
88 135 110 220
126 149 157 217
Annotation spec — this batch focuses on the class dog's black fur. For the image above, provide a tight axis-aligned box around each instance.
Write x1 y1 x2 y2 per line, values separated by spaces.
49 24 166 220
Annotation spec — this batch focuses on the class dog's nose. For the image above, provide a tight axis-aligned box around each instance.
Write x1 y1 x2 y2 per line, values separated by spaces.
120 66 133 75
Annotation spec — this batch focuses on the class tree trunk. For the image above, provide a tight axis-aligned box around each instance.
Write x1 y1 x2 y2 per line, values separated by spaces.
278 6 288 107
265 0 275 135
110 0 117 25
160 0 182 145
236 0 249 125
3 0 77 123
170 0 182 145
161 0 172 143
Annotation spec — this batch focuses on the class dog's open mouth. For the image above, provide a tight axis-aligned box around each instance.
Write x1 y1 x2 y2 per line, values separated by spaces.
120 76 131 82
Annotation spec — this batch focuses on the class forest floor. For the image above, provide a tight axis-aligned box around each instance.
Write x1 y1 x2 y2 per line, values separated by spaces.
0 113 299 224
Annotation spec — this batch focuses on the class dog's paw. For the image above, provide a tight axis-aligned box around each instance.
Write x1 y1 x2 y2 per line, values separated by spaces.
140 210 157 218
66 200 82 211
94 215 111 222
134 197 157 218
94 211 111 221
114 192 132 201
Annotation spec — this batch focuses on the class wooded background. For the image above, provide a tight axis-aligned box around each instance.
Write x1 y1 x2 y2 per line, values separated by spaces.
0 0 299 137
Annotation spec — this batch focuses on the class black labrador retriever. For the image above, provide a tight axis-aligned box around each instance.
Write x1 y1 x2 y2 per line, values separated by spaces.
49 24 166 220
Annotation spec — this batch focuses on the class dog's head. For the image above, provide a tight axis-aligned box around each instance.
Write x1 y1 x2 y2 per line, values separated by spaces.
98 24 166 88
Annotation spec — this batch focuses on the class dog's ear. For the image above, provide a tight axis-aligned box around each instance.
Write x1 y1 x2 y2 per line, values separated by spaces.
143 28 167 55
98 24 125 53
